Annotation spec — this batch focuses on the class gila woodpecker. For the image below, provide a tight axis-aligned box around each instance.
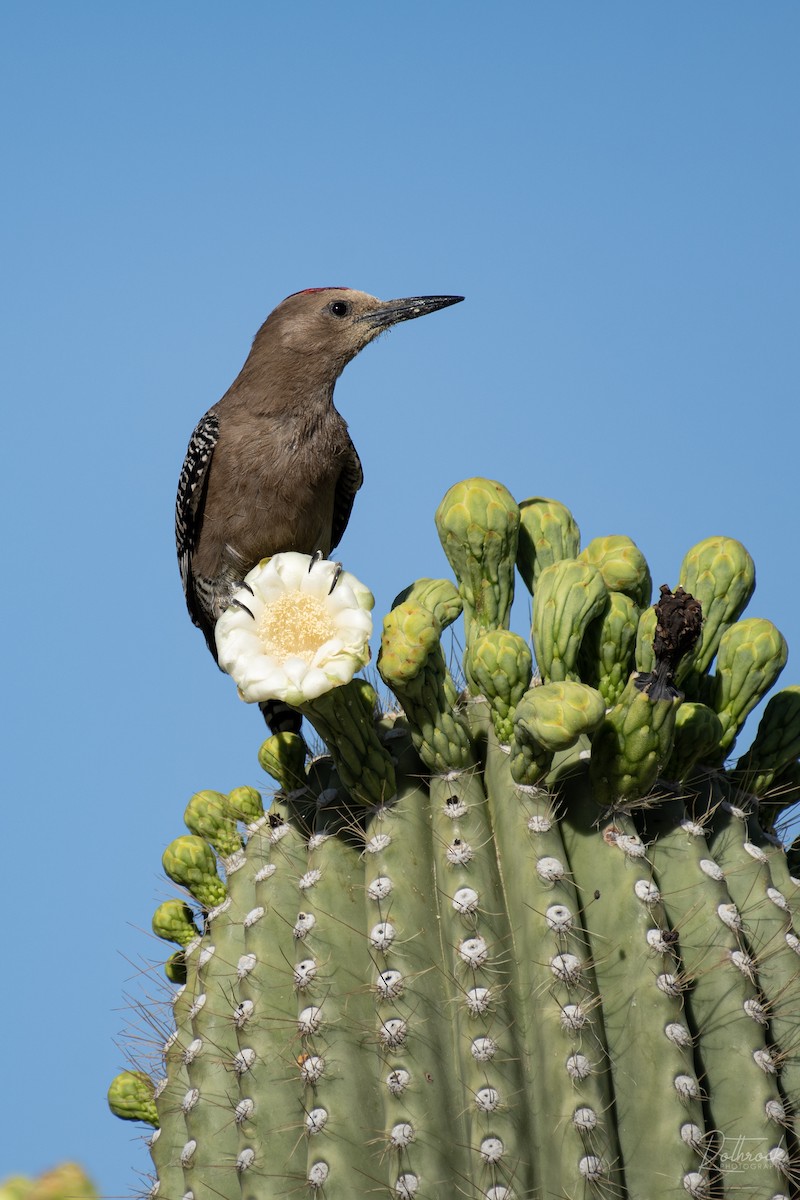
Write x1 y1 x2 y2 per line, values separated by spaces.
176 287 463 729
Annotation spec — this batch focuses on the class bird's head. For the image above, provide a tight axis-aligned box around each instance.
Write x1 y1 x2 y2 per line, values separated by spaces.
255 288 464 382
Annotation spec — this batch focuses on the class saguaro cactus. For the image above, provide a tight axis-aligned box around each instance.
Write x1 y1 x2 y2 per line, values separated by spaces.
110 478 800 1199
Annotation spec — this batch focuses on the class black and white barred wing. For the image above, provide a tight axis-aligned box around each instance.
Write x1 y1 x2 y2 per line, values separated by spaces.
175 409 219 628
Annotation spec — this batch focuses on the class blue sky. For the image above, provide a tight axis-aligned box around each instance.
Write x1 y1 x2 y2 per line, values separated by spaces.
2 4 799 1194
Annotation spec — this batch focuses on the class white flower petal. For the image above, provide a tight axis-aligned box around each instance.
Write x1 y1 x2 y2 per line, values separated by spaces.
325 581 358 611
272 552 312 592
309 637 344 667
241 661 289 692
334 604 369 626
295 667 335 701
322 659 356 686
306 558 340 596
219 603 261 634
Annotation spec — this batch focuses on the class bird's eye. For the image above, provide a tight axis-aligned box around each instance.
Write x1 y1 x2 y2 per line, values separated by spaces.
329 300 350 318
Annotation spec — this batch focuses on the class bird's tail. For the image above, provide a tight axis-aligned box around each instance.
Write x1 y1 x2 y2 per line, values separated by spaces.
259 700 304 736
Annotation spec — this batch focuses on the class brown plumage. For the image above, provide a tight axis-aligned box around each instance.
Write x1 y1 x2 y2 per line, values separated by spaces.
176 287 463 723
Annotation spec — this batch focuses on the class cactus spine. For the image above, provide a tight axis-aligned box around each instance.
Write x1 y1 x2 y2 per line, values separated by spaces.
110 478 800 1200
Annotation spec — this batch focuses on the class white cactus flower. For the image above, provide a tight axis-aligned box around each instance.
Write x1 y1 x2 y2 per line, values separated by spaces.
215 553 374 705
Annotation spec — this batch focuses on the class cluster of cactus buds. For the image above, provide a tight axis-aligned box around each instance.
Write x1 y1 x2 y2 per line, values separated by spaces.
110 478 800 1200
0 1164 97 1200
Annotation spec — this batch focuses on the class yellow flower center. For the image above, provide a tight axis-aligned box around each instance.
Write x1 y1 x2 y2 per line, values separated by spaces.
257 592 336 663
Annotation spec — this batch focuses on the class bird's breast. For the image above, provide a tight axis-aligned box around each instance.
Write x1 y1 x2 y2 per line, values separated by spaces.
199 409 350 574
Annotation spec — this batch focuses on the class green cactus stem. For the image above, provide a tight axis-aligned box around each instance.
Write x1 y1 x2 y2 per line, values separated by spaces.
300 678 397 805
642 792 795 1194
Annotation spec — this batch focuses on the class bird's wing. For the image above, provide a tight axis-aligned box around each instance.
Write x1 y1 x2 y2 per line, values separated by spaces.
330 440 364 552
175 409 220 626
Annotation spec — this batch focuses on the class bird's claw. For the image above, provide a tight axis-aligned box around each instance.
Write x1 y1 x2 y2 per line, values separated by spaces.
328 562 343 594
307 550 342 593
230 598 255 619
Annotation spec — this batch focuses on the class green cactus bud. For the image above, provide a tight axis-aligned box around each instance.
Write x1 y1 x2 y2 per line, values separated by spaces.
771 758 800 808
183 789 242 858
379 598 473 774
18 1166 98 1200
467 629 533 743
532 558 608 683
107 1071 159 1126
258 732 308 791
151 898 199 947
378 603 441 684
578 534 652 609
517 680 606 752
752 757 800 836
161 835 226 908
164 950 186 984
580 590 640 706
39 1168 97 1200
664 702 725 780
0 1168 98 1200
435 477 520 646
730 686 800 795
392 577 463 629
634 603 657 674
509 682 604 786
590 673 681 804
0 1177 31 1200
508 725 551 784
516 495 580 593
712 617 788 756
353 676 379 719
677 535 755 682
226 784 263 823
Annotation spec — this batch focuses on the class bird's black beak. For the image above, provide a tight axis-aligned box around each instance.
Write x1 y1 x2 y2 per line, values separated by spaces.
357 294 464 331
